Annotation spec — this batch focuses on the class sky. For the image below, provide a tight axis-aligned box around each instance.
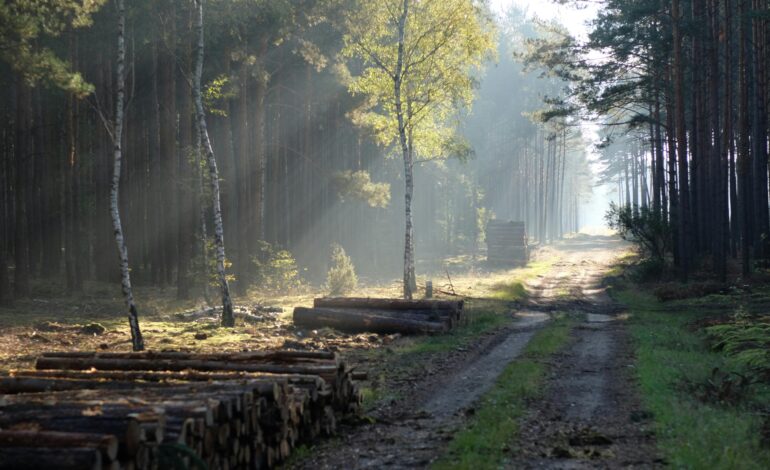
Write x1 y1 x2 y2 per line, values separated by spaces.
490 0 612 230
490 0 600 40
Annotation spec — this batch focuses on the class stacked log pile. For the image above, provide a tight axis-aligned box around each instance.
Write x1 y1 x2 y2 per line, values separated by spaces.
0 350 361 469
293 298 465 335
486 220 529 266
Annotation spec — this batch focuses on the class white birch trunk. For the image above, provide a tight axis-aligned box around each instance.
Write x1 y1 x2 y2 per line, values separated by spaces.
394 0 414 300
193 0 235 326
196 132 212 306
112 0 144 351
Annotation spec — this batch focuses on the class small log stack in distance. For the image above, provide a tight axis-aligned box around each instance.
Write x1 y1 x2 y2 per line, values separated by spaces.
486 220 529 266
293 297 465 335
0 349 361 469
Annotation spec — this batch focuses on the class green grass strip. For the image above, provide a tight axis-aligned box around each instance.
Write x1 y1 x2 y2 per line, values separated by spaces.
432 315 573 470
615 288 770 469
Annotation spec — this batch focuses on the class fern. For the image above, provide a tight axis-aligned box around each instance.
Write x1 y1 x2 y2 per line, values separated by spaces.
706 317 770 376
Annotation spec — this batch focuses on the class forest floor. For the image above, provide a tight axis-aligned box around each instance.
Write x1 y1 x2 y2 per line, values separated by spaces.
5 234 768 468
284 234 662 469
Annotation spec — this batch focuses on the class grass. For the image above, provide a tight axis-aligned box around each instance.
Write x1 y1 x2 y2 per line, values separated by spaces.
356 302 513 411
614 286 770 469
487 259 554 302
432 315 573 470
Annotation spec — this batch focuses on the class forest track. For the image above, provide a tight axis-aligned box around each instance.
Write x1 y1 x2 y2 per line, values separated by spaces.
510 235 663 469
289 234 641 469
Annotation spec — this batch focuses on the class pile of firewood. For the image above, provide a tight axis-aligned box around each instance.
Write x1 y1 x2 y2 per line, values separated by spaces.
0 350 361 469
293 297 465 335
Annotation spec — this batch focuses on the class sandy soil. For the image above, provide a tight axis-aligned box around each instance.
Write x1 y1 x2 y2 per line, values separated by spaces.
289 234 652 469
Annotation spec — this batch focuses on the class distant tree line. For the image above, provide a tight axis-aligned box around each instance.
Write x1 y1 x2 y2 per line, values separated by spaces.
0 0 591 306
530 0 770 281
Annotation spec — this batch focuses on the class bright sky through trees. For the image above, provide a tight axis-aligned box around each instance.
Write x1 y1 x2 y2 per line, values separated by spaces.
491 0 610 229
490 0 599 39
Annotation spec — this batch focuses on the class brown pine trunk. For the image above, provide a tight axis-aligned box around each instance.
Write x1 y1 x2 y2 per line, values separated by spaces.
159 2 178 286
176 4 194 300
673 0 691 281
738 0 753 276
709 0 726 280
666 67 680 268
751 0 769 261
14 80 30 298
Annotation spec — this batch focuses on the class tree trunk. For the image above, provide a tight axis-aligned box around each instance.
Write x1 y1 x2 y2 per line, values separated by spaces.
394 0 414 300
739 0 753 276
176 3 194 300
193 0 235 326
672 0 691 281
709 0 726 280
666 67 680 268
112 0 144 352
14 80 30 298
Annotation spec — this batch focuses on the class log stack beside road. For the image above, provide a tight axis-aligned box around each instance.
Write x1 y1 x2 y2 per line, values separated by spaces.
486 220 529 266
293 297 465 335
0 349 361 469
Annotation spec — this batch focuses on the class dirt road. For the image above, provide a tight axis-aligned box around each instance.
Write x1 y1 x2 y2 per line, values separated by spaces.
291 234 658 469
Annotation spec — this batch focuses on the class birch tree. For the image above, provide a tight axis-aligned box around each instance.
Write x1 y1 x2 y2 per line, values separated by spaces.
193 0 235 326
342 0 494 299
111 0 144 351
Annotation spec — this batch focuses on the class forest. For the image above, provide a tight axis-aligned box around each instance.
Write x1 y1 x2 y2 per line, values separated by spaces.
0 0 589 315
1 0 770 469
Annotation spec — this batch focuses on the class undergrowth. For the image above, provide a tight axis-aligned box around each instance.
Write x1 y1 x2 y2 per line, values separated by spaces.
705 312 770 380
614 285 770 469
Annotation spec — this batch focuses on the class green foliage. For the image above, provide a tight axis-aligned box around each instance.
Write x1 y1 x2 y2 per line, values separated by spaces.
200 240 235 287
342 0 495 160
203 75 235 117
615 287 770 468
653 281 726 301
433 316 573 469
251 241 303 293
326 243 358 296
706 317 770 378
332 170 391 208
630 258 666 283
327 243 357 293
0 0 104 95
605 202 670 262
682 368 756 406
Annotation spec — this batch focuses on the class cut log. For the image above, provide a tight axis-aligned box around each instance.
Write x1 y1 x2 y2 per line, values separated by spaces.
309 308 455 327
5 348 362 469
0 430 119 461
293 307 448 335
313 297 463 312
35 356 339 377
0 413 146 458
40 350 337 362
0 447 103 470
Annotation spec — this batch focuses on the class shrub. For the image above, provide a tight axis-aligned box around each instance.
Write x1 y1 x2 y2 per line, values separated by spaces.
630 258 666 283
326 244 358 296
252 241 304 293
605 202 670 262
653 281 726 301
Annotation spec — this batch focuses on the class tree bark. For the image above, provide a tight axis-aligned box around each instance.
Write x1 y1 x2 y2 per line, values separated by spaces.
193 0 234 326
111 0 144 351
293 307 448 335
394 0 414 299
672 0 691 281
14 80 30 297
